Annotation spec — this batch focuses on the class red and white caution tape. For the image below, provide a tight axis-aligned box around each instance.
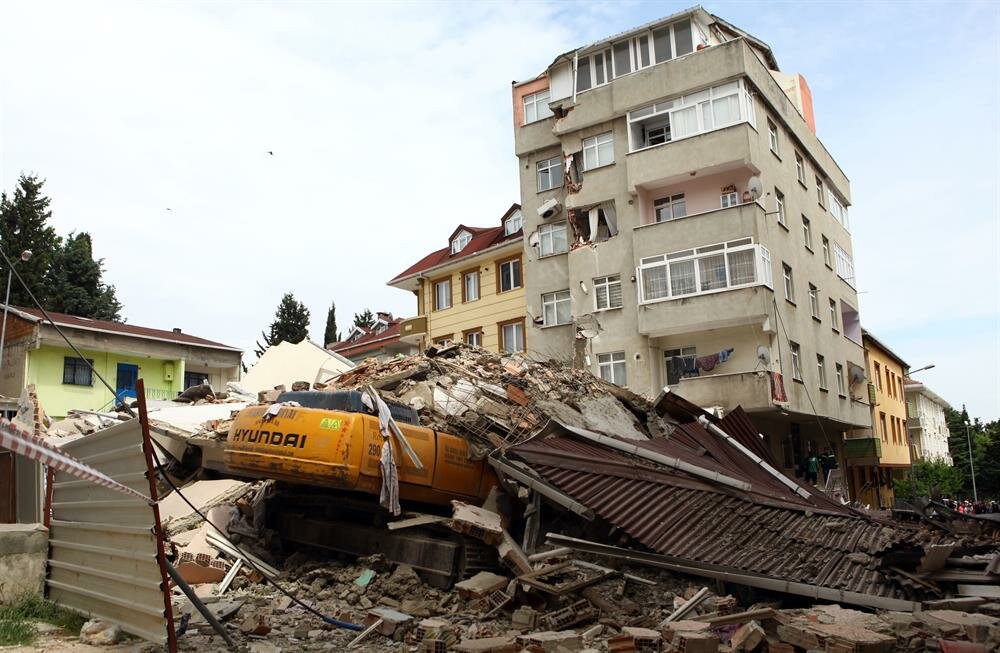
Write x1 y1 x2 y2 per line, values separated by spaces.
0 417 151 504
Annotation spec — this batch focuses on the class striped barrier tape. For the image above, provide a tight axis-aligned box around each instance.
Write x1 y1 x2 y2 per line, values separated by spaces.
0 416 151 504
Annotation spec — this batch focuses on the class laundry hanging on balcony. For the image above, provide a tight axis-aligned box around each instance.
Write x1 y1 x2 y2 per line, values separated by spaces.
694 347 735 372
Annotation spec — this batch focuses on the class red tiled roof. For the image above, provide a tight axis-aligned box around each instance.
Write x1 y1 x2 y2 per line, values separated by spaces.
330 319 403 358
9 306 241 351
389 204 522 284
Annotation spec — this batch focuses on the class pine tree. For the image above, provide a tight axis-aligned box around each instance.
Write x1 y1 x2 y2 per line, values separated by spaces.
324 302 341 346
42 232 123 321
353 309 374 330
0 174 60 307
255 293 310 356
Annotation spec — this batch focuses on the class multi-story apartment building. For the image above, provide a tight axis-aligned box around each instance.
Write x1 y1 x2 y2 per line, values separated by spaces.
904 379 954 465
511 7 869 473
844 331 911 508
389 205 527 354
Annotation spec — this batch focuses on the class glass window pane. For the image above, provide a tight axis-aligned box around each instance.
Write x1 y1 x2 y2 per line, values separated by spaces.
674 19 693 56
637 35 651 68
598 139 614 166
699 253 727 291
643 265 669 300
613 41 631 77
670 260 696 295
576 57 591 91
671 106 698 138
609 279 622 307
594 52 606 85
728 249 756 285
652 26 672 63
713 94 740 125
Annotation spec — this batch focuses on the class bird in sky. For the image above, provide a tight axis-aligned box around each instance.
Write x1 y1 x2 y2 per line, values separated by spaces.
267 151 273 156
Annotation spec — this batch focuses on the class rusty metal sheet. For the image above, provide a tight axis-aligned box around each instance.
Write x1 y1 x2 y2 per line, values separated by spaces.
47 398 176 648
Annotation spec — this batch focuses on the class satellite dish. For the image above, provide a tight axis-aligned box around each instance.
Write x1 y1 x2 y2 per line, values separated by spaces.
756 345 770 363
747 176 763 201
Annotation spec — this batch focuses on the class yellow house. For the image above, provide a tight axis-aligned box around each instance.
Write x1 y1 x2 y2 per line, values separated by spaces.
389 205 527 354
843 329 911 508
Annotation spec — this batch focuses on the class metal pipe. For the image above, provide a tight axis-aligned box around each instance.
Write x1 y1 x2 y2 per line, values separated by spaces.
696 415 811 499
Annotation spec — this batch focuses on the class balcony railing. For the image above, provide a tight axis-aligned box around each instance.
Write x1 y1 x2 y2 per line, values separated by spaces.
843 437 882 460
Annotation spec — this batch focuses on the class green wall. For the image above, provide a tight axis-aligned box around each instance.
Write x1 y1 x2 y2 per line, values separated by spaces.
26 345 184 418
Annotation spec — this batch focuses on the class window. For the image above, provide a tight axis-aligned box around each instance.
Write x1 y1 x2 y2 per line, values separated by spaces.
829 298 839 330
451 231 471 254
538 222 568 256
817 354 827 390
833 242 856 288
464 330 483 347
808 284 820 319
828 191 849 229
594 274 623 310
836 363 846 395
433 336 454 347
654 194 687 222
880 412 888 441
184 371 209 389
582 132 614 170
815 176 826 208
795 152 806 185
575 18 694 94
775 189 786 226
767 120 779 154
802 216 813 249
63 357 93 386
720 190 739 208
504 210 523 236
537 156 563 192
790 342 802 381
598 352 627 386
637 238 770 303
627 80 753 151
498 257 522 292
664 347 698 385
523 89 552 124
434 278 452 310
499 319 525 353
782 263 795 302
542 290 572 326
874 362 883 391
463 270 480 302
822 236 831 267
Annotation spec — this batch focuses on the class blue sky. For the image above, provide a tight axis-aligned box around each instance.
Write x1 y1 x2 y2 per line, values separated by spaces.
0 1 996 419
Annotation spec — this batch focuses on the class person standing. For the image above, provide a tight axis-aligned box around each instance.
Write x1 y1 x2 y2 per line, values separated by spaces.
805 451 819 485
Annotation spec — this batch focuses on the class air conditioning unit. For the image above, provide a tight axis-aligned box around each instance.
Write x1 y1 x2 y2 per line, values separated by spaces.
537 198 562 219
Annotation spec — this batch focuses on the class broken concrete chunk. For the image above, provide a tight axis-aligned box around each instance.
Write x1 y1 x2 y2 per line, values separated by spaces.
455 571 509 599
671 631 720 653
516 630 583 652
79 619 122 646
731 621 766 652
919 610 999 643
452 635 518 652
451 501 504 545
365 607 412 636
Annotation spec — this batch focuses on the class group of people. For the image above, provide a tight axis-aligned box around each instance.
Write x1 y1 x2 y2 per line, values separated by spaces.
945 498 1000 514
803 449 838 485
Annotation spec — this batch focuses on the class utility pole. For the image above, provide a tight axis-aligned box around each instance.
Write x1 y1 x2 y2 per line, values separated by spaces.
965 421 978 502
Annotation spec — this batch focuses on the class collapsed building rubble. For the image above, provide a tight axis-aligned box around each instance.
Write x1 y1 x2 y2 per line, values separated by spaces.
34 344 1000 651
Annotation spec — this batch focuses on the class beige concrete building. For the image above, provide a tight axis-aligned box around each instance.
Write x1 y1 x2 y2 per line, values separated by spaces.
389 205 527 354
904 380 954 465
511 7 869 472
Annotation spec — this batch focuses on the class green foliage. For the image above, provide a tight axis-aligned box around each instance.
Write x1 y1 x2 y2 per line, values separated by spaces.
945 405 1000 499
353 309 374 330
324 302 341 345
42 232 123 321
255 293 310 357
0 174 60 308
0 593 87 645
894 458 965 500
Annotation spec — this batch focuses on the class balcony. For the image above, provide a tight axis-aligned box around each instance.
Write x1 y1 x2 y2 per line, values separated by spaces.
638 285 771 338
843 436 882 462
671 371 773 412
625 124 753 194
631 202 763 261
398 315 427 345
907 416 925 430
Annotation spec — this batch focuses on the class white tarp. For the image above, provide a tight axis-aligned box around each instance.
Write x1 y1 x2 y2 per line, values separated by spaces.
241 340 354 394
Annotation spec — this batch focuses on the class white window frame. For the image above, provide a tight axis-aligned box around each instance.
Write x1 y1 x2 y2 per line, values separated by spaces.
808 284 819 319
626 80 752 152
720 191 739 208
464 270 480 302
537 156 563 192
636 238 771 304
790 342 802 381
598 351 627 386
767 119 779 154
828 190 849 230
795 152 806 184
498 258 522 292
504 210 523 236
822 235 831 267
541 289 572 327
829 298 839 330
833 243 856 288
782 263 794 302
802 216 813 249
501 321 524 353
654 194 687 222
582 132 614 170
451 231 471 254
815 176 826 208
775 189 786 226
538 222 568 257
836 363 846 395
817 354 827 390
434 279 452 310
594 274 623 310
523 89 552 124
465 330 482 347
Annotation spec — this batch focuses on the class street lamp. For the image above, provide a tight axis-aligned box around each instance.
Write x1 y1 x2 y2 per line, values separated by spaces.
966 418 978 503
909 364 935 375
0 249 33 372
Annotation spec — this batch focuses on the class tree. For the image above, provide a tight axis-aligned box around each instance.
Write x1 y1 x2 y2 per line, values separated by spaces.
324 302 341 346
894 459 965 500
255 293 310 356
353 309 374 330
0 174 60 306
42 232 123 321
